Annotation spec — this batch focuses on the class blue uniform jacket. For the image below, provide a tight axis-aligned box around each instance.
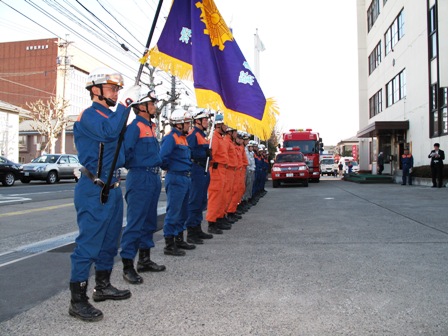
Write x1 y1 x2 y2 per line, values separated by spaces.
74 102 127 179
401 154 414 170
160 127 192 172
124 115 162 168
187 126 209 163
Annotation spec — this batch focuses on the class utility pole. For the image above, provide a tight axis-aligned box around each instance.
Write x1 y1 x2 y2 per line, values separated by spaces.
58 34 73 154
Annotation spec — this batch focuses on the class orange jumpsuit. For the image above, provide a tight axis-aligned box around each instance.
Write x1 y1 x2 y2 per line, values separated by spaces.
205 130 228 223
228 144 245 213
224 135 237 215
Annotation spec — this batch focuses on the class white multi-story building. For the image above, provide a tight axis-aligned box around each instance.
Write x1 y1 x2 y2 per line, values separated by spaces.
356 0 447 173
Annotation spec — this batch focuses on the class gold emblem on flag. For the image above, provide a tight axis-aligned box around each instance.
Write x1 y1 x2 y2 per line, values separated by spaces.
196 0 233 51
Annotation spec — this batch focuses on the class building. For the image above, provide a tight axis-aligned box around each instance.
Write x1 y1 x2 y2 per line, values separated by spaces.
0 37 104 158
0 100 28 162
356 0 447 174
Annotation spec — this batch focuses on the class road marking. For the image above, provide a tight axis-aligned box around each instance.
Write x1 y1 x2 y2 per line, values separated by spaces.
0 203 73 218
0 196 32 205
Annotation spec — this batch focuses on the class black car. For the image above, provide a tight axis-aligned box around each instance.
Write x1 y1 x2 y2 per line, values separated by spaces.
0 156 23 186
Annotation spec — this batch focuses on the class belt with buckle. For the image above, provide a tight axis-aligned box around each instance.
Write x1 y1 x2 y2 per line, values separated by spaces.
131 166 160 174
191 159 207 168
168 171 191 177
80 167 120 189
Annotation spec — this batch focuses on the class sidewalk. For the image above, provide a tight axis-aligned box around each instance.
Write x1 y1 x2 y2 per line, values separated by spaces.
1 180 447 335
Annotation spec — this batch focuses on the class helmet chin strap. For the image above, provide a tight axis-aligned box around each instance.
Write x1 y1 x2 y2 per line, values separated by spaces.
96 86 116 107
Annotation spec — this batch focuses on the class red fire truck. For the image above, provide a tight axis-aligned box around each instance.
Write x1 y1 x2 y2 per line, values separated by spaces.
281 129 323 182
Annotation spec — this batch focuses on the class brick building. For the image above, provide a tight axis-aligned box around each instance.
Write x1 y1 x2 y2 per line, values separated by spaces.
0 38 104 161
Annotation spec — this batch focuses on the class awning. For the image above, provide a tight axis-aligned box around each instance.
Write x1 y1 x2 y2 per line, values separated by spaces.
356 121 409 138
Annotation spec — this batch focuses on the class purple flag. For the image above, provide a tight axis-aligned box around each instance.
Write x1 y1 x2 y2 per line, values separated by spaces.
149 0 278 140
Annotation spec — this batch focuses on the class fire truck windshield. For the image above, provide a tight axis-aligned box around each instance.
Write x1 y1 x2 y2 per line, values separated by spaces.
275 153 305 163
283 140 317 154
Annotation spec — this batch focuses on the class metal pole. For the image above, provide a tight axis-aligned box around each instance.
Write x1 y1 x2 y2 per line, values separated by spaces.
101 0 164 204
205 112 217 173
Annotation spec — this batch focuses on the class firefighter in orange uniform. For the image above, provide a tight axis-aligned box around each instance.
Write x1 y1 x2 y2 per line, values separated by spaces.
205 114 229 234
227 131 246 221
223 126 238 226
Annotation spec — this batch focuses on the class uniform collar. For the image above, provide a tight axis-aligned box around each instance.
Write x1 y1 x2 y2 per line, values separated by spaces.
171 127 183 136
92 101 112 114
136 114 152 126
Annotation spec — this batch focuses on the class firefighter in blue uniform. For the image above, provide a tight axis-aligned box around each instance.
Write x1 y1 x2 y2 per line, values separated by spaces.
185 108 214 244
160 108 195 256
120 91 166 285
69 67 140 322
401 148 414 185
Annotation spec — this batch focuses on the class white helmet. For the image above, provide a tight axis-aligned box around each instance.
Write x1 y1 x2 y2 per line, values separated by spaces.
86 67 124 89
170 108 192 124
135 90 158 104
192 108 210 120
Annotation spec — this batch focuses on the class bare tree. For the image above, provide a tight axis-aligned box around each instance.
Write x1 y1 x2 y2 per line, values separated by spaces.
26 97 70 154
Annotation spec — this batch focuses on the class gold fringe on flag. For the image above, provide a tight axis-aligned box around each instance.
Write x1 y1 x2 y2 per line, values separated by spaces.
149 46 193 81
195 89 279 141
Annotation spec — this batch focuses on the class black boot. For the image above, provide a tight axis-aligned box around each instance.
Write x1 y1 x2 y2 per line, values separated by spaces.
164 236 186 256
69 281 103 322
137 249 166 272
229 212 242 220
208 222 223 234
122 258 143 284
187 226 204 245
197 225 213 239
175 231 196 249
217 218 232 230
92 270 131 302
224 215 236 224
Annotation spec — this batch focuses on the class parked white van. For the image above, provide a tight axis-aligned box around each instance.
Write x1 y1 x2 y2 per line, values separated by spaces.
338 157 359 174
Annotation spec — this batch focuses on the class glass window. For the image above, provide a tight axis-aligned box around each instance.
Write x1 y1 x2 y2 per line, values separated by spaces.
384 9 404 55
386 69 405 107
443 108 448 134
368 41 382 74
433 111 439 137
367 0 381 32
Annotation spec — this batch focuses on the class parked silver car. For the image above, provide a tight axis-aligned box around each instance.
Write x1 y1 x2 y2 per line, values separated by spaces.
21 154 81 184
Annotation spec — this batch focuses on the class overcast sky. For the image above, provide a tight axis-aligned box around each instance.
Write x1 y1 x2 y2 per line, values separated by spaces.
0 0 359 145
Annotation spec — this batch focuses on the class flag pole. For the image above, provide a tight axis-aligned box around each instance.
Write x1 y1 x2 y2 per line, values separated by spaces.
204 110 217 173
101 0 164 204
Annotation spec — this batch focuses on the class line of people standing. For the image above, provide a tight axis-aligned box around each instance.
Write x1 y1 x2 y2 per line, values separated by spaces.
69 67 269 322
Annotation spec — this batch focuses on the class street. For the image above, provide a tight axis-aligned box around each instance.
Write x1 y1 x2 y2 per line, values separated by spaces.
0 178 448 335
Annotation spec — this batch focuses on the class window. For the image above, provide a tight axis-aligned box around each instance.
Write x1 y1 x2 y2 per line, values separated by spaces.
385 10 405 55
386 69 406 107
367 0 380 32
18 135 27 149
368 41 382 74
429 6 437 59
442 88 448 135
369 89 382 118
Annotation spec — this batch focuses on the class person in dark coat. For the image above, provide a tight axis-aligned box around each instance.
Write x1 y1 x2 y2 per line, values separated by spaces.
377 152 384 175
401 149 413 185
428 143 445 188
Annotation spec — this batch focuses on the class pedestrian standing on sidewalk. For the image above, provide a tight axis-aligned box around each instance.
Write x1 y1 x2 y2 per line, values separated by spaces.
120 91 166 286
428 143 445 188
69 67 140 322
377 152 384 175
401 149 414 186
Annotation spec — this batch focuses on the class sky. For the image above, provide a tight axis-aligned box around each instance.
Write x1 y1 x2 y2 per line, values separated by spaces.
0 0 360 145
